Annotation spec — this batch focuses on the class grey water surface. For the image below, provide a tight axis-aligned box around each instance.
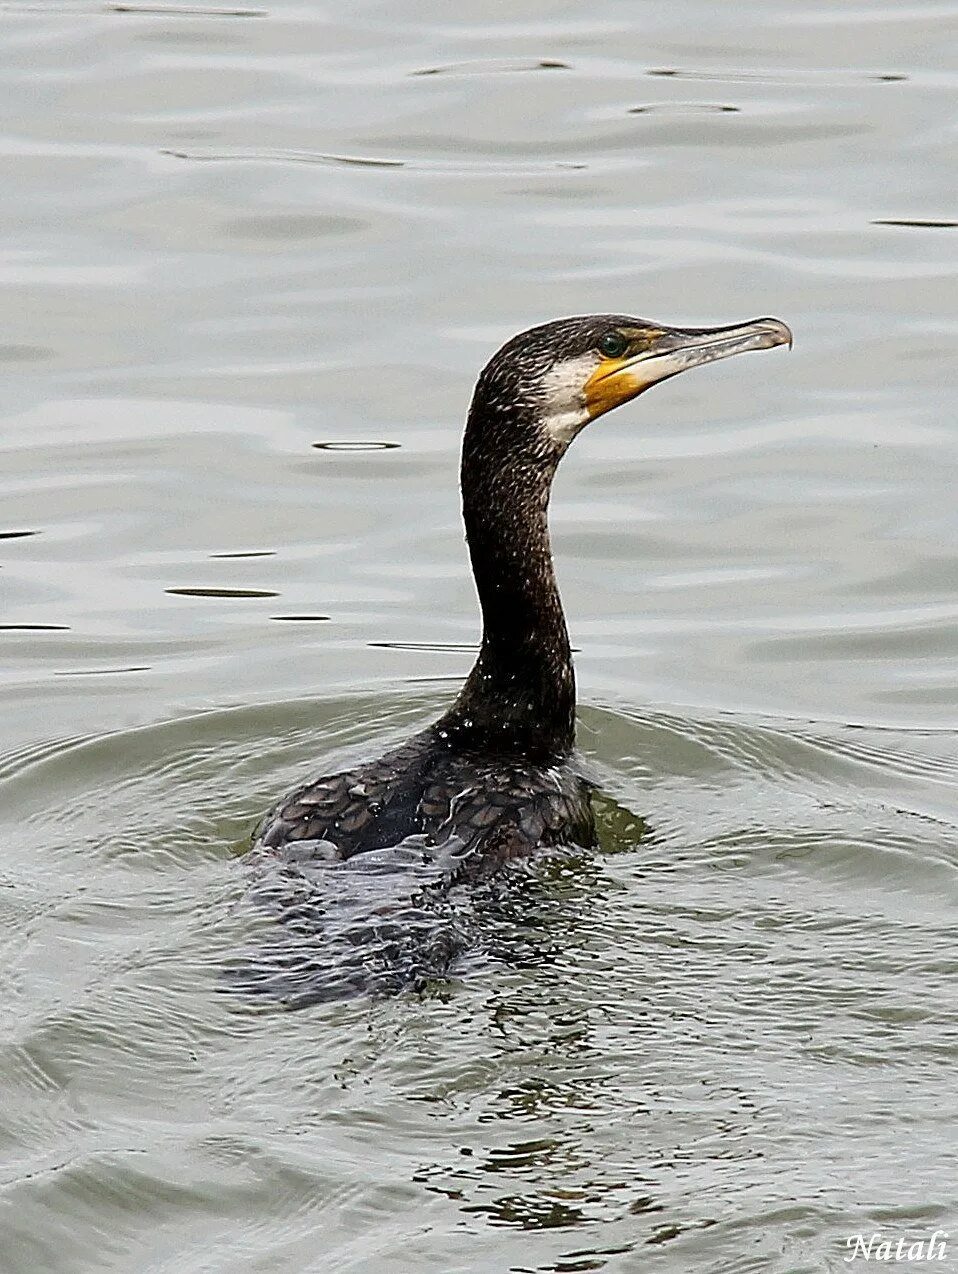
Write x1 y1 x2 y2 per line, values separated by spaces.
1 2 956 1271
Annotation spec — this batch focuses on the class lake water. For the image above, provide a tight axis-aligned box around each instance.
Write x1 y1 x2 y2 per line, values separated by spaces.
1 2 956 1271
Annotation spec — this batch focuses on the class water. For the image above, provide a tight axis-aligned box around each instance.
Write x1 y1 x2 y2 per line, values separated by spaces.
1 1 956 1270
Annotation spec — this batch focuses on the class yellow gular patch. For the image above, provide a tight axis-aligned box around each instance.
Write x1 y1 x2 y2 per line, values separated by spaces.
583 358 646 420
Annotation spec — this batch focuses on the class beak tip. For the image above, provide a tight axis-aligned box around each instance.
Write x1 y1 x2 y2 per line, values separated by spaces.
761 317 793 351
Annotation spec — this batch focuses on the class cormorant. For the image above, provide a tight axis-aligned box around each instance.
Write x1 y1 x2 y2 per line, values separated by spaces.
253 314 791 880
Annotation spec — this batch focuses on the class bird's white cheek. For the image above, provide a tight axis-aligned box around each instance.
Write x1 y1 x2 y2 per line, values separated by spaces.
541 405 591 447
539 355 596 447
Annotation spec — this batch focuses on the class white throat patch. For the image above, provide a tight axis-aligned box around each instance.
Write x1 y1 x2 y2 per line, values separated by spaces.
539 354 596 447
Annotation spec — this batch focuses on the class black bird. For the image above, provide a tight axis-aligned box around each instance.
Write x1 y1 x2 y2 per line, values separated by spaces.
252 314 791 881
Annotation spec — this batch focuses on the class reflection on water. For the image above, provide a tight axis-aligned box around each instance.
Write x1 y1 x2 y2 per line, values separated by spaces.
312 440 402 451
0 0 956 1270
208 549 276 558
165 148 409 168
872 219 957 230
165 586 281 598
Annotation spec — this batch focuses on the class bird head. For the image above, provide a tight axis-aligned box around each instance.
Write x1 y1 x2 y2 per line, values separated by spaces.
468 313 792 457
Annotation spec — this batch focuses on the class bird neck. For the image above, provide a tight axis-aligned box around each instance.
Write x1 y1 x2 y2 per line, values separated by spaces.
437 413 575 761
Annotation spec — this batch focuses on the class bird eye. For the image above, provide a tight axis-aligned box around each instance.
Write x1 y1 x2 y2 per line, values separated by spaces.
599 331 628 359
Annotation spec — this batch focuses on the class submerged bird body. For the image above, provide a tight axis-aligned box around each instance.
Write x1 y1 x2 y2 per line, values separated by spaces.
255 724 595 879
250 313 790 945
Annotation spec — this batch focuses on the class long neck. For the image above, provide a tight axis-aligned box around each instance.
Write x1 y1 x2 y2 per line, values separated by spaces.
437 419 576 761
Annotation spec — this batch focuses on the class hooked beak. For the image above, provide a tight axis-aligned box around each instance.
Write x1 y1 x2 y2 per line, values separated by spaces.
584 316 792 421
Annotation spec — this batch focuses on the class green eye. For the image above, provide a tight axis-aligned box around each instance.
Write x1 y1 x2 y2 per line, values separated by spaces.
599 331 628 359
